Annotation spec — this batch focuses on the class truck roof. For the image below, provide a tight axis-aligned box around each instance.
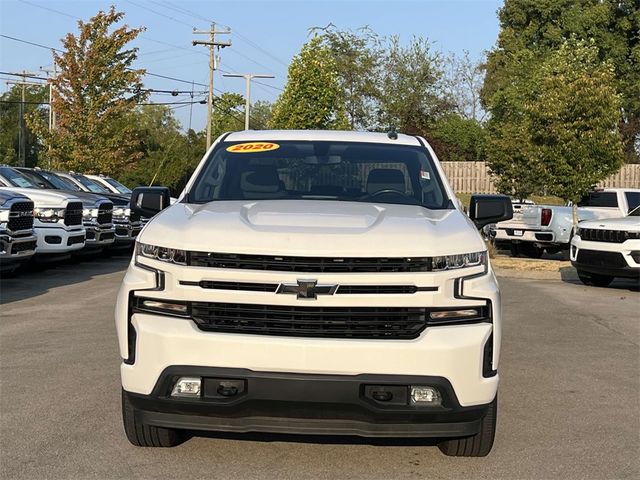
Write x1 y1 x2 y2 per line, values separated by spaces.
223 130 422 146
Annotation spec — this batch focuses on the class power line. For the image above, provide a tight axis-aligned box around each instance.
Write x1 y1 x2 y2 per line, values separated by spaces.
18 0 79 20
126 0 195 29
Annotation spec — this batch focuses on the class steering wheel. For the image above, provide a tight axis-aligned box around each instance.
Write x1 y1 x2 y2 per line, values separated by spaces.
370 188 408 198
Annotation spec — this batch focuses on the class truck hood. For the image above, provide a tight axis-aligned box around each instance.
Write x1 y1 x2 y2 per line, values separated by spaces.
579 215 640 232
0 187 80 207
139 200 485 257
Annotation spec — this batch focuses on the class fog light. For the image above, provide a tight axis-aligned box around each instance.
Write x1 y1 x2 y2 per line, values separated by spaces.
410 386 441 406
171 377 201 397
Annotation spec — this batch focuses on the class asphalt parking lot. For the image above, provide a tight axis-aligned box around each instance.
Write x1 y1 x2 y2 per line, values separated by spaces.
1 256 638 479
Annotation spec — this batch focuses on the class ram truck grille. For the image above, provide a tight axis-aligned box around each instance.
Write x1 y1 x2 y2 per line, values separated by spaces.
64 202 83 226
580 228 633 243
97 203 113 225
188 252 432 272
8 201 34 231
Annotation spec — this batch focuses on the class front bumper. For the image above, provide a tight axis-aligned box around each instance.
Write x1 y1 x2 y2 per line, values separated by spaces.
571 236 640 279
34 225 85 254
0 232 37 262
124 368 492 438
84 224 116 247
113 220 142 244
116 259 502 408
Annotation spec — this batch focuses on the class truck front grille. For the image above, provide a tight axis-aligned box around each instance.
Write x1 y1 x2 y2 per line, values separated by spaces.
8 201 34 231
11 239 37 253
580 228 632 243
188 252 431 272
190 302 429 339
64 202 83 226
97 202 113 225
576 249 626 268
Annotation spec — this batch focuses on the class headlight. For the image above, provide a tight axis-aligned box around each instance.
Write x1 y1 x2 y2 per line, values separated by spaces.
136 242 187 265
432 251 486 271
34 207 65 223
113 207 131 218
83 207 99 220
0 209 9 223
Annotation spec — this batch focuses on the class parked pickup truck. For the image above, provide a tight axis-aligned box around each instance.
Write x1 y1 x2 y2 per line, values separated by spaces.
0 186 85 257
0 166 116 251
570 206 640 287
116 130 513 457
0 189 37 273
494 188 640 257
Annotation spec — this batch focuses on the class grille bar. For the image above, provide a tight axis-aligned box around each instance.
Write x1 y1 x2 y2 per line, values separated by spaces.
188 252 432 272
190 302 428 339
580 228 632 243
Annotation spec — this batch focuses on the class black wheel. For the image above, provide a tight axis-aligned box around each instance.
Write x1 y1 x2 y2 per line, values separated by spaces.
577 270 613 287
122 390 183 447
519 244 544 259
438 396 497 457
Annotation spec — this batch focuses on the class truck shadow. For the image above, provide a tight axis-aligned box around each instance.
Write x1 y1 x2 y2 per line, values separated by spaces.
0 250 131 304
560 266 640 292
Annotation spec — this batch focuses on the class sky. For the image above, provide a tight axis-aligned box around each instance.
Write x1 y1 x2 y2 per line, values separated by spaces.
0 0 503 131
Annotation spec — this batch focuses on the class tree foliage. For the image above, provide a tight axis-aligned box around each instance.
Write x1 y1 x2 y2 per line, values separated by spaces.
486 40 623 201
483 0 639 163
269 36 348 130
27 7 147 175
0 84 47 166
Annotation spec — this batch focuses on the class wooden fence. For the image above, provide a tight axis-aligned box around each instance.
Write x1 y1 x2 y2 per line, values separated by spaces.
440 162 640 193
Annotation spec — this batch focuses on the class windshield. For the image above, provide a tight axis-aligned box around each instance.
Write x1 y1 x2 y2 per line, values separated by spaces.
0 167 38 189
73 174 109 194
39 171 79 190
189 141 451 209
104 177 131 194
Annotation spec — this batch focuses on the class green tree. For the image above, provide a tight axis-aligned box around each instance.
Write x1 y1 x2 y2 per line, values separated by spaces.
269 36 348 130
250 100 273 130
0 84 47 166
27 7 147 175
527 40 623 203
376 36 447 134
483 0 639 162
428 114 486 162
120 105 205 195
211 93 244 137
313 25 382 130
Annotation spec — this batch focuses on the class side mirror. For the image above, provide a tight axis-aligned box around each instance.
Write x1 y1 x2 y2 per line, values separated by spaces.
469 194 513 230
130 186 171 218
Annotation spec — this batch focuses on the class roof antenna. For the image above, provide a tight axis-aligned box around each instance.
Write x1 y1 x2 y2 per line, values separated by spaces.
387 126 398 140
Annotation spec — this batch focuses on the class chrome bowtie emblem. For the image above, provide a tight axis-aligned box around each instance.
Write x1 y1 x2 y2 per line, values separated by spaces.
276 279 338 299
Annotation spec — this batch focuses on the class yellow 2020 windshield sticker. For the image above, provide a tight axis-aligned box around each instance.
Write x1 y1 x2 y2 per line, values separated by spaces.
226 142 280 153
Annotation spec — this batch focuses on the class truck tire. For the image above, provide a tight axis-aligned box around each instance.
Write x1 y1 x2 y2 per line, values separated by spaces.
577 270 614 288
438 396 497 457
122 390 183 447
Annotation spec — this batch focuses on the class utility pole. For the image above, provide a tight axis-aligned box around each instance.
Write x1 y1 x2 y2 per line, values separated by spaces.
6 71 40 167
40 64 58 132
193 23 231 150
223 73 274 130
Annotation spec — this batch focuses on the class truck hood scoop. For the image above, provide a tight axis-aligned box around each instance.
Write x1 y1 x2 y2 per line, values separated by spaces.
240 201 383 230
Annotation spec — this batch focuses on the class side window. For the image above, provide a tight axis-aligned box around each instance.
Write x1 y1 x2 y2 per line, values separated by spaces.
625 192 640 213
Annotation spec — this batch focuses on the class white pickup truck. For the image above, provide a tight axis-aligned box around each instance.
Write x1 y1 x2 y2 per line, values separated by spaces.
494 188 640 257
0 189 37 273
116 130 514 457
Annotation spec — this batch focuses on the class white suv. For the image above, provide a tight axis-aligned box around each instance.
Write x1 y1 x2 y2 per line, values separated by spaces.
571 206 640 286
116 130 513 456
